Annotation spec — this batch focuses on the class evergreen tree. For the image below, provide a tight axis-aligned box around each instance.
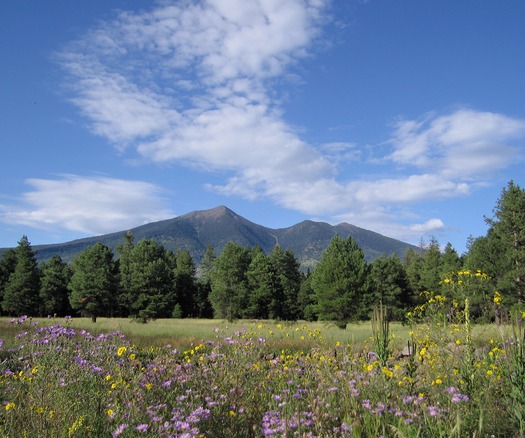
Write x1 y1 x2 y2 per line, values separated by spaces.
268 246 302 321
441 243 462 275
297 271 318 321
209 242 251 321
39 256 72 317
419 237 443 293
126 239 174 321
173 250 197 317
310 235 368 328
69 243 118 322
116 231 135 315
195 246 215 318
2 236 40 316
200 245 216 281
463 233 503 291
0 248 17 314
486 180 525 303
368 254 412 320
402 247 424 300
245 248 276 319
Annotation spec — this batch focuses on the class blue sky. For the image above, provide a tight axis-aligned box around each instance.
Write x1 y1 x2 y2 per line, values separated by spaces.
1 0 525 254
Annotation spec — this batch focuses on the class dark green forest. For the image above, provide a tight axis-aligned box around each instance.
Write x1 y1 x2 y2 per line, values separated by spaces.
0 181 524 326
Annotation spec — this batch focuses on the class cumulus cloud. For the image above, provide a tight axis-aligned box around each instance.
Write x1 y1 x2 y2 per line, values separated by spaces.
50 0 525 241
388 109 525 178
0 175 174 235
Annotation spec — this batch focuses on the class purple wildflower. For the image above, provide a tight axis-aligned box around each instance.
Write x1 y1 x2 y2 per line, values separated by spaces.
452 393 470 403
112 423 128 437
135 424 148 433
427 406 440 417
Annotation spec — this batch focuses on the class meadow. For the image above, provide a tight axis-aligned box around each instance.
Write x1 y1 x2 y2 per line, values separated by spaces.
0 305 521 437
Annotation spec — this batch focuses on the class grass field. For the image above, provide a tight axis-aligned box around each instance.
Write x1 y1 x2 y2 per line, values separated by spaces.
0 315 503 352
0 314 520 436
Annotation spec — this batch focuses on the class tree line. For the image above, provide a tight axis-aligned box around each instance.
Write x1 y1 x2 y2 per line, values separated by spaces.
0 180 523 326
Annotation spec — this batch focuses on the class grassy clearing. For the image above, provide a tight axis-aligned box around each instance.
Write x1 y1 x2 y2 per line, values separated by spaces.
0 316 502 352
0 314 518 437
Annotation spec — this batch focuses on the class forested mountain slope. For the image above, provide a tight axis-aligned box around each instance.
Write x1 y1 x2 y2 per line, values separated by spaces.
2 206 419 267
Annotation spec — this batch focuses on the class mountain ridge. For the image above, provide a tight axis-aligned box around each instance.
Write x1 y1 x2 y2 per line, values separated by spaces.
1 206 420 268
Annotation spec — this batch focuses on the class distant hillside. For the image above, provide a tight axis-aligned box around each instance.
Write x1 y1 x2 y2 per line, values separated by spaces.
1 206 419 268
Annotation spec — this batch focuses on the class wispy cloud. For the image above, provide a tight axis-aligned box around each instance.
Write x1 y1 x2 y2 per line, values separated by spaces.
47 0 525 241
388 109 525 178
0 175 174 235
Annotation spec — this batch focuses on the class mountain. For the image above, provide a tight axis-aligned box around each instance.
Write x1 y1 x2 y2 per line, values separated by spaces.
2 206 419 268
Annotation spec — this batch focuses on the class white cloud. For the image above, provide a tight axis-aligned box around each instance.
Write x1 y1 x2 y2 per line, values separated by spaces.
388 109 525 177
52 1 525 243
0 175 174 235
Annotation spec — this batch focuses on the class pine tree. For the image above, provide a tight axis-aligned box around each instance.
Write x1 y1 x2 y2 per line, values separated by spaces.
0 248 17 314
209 242 251 321
297 271 317 321
195 246 215 318
419 236 443 293
39 255 72 317
245 248 276 319
69 243 118 322
126 239 174 322
116 230 135 316
268 246 302 320
2 236 40 316
368 254 411 320
486 180 525 303
311 235 368 328
173 250 197 317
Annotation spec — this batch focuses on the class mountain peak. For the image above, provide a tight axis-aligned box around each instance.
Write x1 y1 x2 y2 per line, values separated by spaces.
182 205 235 222
12 205 419 267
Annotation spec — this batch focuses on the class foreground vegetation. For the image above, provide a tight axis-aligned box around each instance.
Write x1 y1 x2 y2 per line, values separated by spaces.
0 297 523 437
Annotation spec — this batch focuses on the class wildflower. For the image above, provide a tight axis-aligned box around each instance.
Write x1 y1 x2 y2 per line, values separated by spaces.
129 353 136 361
117 347 127 356
382 367 394 378
451 394 470 403
135 424 149 433
112 423 128 437
69 416 85 436
5 403 15 411
427 406 440 417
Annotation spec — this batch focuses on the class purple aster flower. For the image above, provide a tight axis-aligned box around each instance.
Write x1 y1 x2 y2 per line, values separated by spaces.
427 406 440 417
112 423 128 437
452 393 470 403
446 386 459 394
135 424 148 433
